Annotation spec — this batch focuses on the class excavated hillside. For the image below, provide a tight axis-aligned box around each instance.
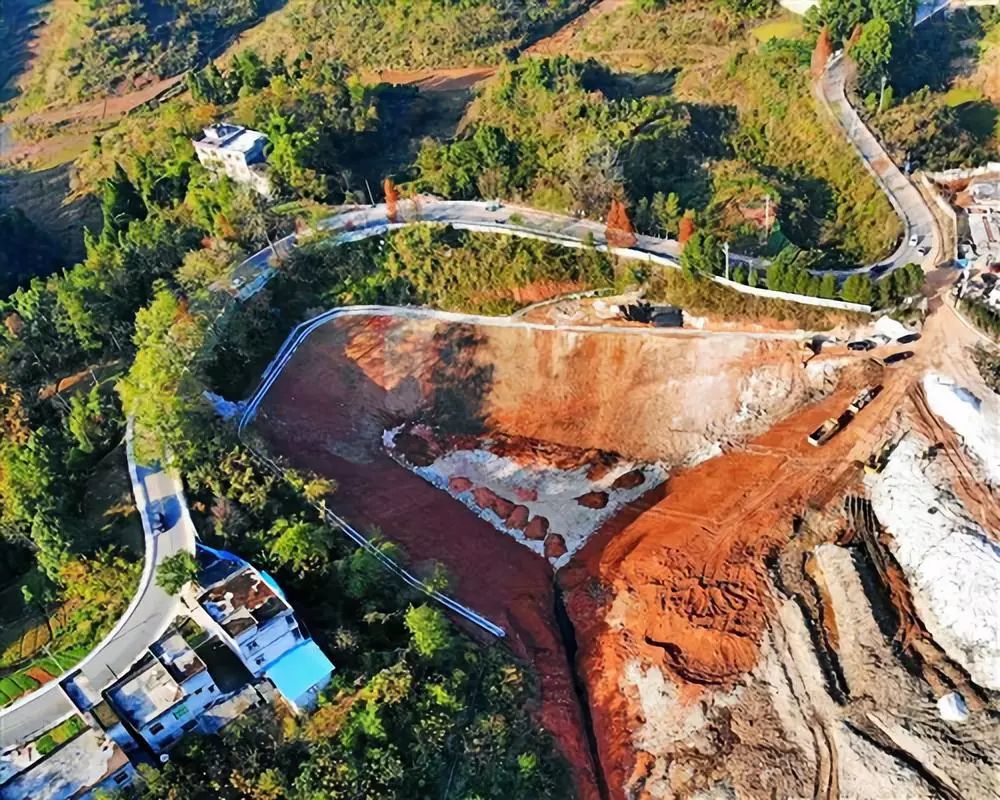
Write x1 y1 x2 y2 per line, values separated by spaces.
250 309 1000 800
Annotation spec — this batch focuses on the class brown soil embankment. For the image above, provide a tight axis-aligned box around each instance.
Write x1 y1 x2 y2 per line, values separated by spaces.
560 368 901 797
250 310 890 798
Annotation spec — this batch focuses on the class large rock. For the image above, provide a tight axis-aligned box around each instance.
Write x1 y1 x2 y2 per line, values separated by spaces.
576 490 609 509
524 515 550 541
506 505 530 530
544 533 568 560
612 468 646 491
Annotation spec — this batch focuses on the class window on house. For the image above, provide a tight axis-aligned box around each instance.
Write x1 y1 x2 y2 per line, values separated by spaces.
113 771 129 785
182 720 198 732
149 723 164 735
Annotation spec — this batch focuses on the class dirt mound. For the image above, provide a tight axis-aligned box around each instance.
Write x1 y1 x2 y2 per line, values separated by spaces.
560 374 905 796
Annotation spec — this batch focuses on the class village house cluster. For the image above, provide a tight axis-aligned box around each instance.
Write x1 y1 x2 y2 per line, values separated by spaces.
0 547 333 800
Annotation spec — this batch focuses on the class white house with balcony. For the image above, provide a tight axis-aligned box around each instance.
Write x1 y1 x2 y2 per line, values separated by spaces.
192 547 334 711
192 123 272 196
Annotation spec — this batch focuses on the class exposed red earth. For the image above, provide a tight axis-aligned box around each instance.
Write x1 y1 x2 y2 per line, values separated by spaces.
250 309 998 800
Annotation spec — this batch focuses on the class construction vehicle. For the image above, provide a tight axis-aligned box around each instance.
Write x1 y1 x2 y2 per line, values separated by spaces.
865 432 905 474
808 386 882 447
808 417 840 447
848 385 882 414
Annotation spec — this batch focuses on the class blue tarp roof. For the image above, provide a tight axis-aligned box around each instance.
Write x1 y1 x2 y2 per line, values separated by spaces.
264 640 334 702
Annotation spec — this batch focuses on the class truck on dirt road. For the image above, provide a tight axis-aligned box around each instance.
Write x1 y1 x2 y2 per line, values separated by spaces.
807 386 882 447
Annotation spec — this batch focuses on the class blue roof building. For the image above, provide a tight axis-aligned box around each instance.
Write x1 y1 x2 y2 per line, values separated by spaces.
264 640 335 713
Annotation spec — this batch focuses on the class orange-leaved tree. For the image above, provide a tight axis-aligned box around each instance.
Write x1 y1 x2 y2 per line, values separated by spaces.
605 198 637 248
678 213 696 247
384 178 400 223
811 27 833 78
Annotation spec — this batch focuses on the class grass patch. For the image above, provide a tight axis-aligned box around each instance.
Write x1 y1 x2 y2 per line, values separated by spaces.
751 17 804 43
944 85 986 107
33 644 90 677
10 673 39 692
34 715 86 755
0 676 30 701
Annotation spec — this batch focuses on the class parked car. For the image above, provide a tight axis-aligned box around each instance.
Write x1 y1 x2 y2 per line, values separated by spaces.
897 333 921 344
848 340 876 351
885 350 915 365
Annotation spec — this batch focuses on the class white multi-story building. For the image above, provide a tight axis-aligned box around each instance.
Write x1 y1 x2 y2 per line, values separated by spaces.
193 547 334 711
0 548 333 798
105 631 223 753
192 123 272 196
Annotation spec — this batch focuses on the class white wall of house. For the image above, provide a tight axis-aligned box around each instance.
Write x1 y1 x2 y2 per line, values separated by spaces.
235 615 304 676
137 670 220 753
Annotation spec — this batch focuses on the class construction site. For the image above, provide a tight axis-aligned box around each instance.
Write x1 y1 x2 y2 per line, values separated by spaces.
247 294 1000 800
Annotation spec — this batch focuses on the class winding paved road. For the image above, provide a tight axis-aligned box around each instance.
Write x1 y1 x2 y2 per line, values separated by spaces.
0 434 196 750
818 55 939 276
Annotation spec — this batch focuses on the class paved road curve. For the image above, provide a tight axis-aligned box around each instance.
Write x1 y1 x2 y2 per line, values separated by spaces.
818 56 939 276
0 432 196 750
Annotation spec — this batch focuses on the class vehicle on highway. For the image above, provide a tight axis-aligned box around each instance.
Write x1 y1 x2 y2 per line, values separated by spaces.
155 511 168 532
885 350 915 365
897 332 921 344
848 340 876 351
918 246 930 256
908 233 920 247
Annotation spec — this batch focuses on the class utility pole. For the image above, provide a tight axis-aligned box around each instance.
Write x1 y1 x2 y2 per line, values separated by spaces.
721 241 731 281
879 75 888 114
763 194 772 243
364 178 375 208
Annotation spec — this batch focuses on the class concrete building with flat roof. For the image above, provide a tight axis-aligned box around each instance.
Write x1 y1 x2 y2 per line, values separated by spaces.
192 123 272 196
193 546 334 710
0 728 134 800
104 628 231 753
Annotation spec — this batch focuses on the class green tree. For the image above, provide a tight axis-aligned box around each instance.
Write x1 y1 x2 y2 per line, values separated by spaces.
405 604 453 660
116 288 209 466
101 164 147 236
819 272 838 299
841 273 874 305
156 551 199 595
853 17 893 88
680 230 724 277
268 518 333 573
